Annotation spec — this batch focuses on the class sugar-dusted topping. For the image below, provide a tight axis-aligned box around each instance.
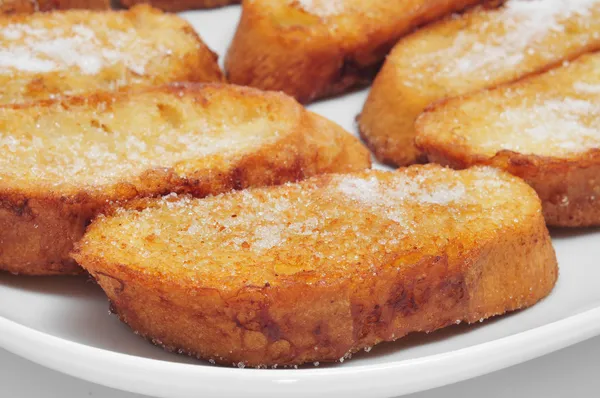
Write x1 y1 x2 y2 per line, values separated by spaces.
464 97 600 157
0 92 286 189
336 173 466 224
91 167 528 286
293 0 346 17
418 51 600 158
0 8 204 104
403 0 600 86
0 20 168 76
574 82 600 94
337 174 466 206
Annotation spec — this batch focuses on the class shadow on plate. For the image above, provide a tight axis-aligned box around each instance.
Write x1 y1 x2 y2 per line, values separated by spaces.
550 226 600 240
0 273 536 370
0 271 101 299
0 271 200 365
311 313 517 370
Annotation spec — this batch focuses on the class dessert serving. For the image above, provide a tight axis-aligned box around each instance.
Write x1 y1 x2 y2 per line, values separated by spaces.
0 83 369 276
226 0 483 103
417 51 600 227
6 0 600 378
0 5 223 104
75 166 558 367
360 0 600 166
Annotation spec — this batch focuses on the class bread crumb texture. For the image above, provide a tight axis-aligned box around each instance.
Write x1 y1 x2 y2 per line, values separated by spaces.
0 6 220 103
400 0 600 89
83 166 536 289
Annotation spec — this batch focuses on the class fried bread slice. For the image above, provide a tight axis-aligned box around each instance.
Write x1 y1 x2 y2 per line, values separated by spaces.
416 52 600 227
74 165 558 367
0 0 110 13
0 83 370 276
120 0 238 11
359 0 600 167
225 0 483 104
0 5 223 104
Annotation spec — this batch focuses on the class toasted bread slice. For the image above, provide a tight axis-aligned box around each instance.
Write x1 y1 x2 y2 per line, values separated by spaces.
359 0 600 167
225 0 483 104
416 52 600 227
74 165 558 367
120 0 238 11
0 0 109 13
0 83 370 276
0 5 223 104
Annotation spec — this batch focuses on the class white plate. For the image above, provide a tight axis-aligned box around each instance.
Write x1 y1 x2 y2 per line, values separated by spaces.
1 6 600 398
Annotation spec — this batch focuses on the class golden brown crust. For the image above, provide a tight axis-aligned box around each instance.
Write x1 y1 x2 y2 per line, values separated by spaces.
423 150 600 227
0 83 370 276
74 166 558 367
225 0 482 104
120 0 238 11
0 5 223 104
0 0 110 13
359 1 600 167
416 52 600 227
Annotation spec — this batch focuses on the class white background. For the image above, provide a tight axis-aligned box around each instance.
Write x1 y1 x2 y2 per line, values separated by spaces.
3 336 599 397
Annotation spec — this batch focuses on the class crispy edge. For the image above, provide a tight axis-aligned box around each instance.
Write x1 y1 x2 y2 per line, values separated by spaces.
120 0 238 11
73 172 557 367
0 83 369 276
225 0 481 104
414 49 600 228
358 56 430 167
0 0 110 13
123 5 224 84
0 5 224 85
416 115 600 227
54 0 110 10
358 3 600 168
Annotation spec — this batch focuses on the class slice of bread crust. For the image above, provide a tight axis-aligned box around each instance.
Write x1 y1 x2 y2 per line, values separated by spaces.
120 0 238 11
225 0 483 104
359 0 600 167
0 5 223 104
416 52 600 227
0 0 110 13
74 165 558 367
0 83 370 276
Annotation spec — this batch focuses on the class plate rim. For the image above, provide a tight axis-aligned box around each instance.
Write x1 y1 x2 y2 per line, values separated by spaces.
1 305 599 398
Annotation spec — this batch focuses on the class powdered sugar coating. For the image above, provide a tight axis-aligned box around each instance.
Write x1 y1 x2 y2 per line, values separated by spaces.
87 166 533 288
399 0 600 89
0 23 158 75
293 0 347 17
488 98 600 156
336 174 466 225
0 91 286 191
420 53 600 157
574 82 600 93
0 8 213 104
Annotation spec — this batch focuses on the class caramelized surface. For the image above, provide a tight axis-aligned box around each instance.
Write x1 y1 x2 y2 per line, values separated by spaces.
0 83 370 276
80 166 540 290
120 0 239 11
392 1 600 93
226 0 481 103
359 0 600 166
76 165 557 366
0 87 293 192
416 52 600 227
417 52 600 158
0 0 110 13
0 5 222 104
